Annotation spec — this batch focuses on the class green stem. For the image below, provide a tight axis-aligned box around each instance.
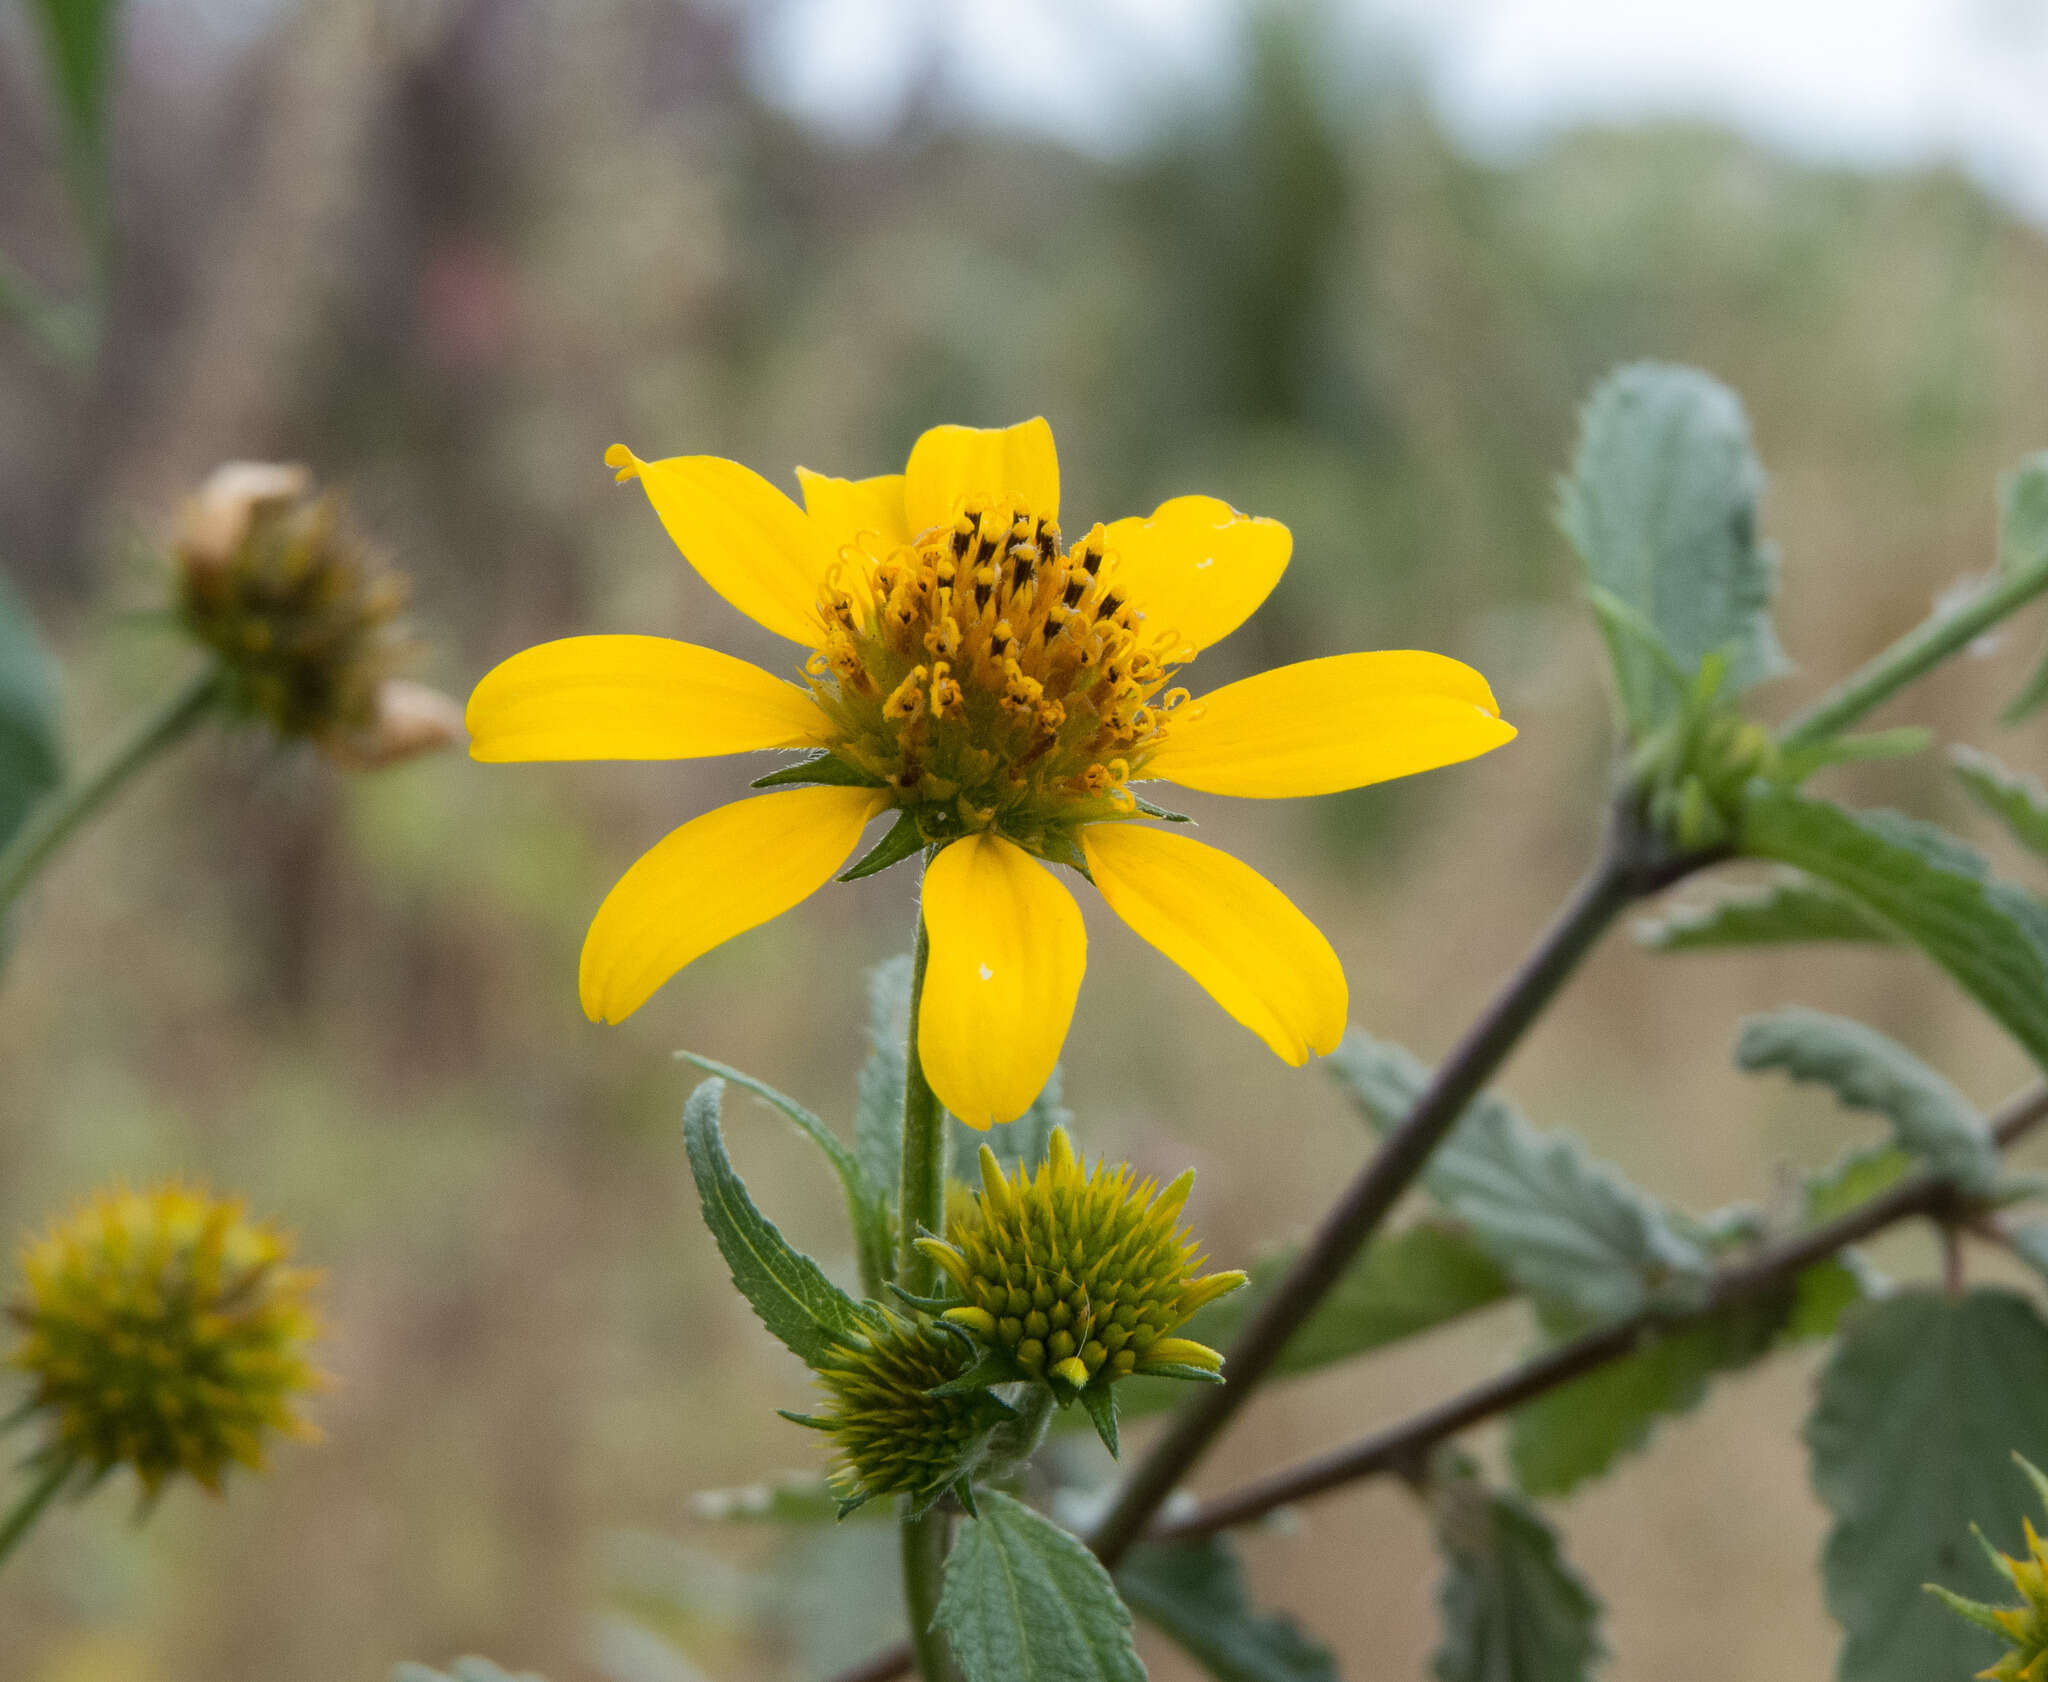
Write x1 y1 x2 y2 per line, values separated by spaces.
0 664 219 925
897 874 955 1682
0 1458 73 1575
1779 560 2048 750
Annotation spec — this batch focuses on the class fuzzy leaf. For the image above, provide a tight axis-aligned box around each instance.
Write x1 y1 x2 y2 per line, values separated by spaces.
1636 878 1896 951
1330 1031 1710 1318
1953 745 2048 860
856 955 913 1208
677 1052 892 1293
682 1079 878 1368
0 571 62 855
1739 792 2048 1072
1431 1469 1604 1682
1558 362 1787 736
936 1490 1144 1682
1118 1535 1336 1682
1995 455 2048 722
1508 1288 1794 1498
1735 1008 1998 1194
1807 1289 2048 1682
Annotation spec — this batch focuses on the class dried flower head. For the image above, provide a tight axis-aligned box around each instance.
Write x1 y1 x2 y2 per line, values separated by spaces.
8 1183 323 1496
914 1127 1244 1401
174 461 459 766
796 1310 1011 1516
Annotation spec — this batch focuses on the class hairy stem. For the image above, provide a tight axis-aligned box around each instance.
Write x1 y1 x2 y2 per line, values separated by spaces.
0 664 220 925
1144 1081 2048 1542
1778 558 2048 750
1085 819 1659 1568
897 882 954 1682
0 1458 73 1576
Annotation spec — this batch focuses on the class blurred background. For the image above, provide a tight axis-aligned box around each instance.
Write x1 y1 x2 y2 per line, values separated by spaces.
2 0 2048 1676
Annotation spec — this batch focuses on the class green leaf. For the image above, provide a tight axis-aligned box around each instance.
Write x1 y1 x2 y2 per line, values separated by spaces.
1431 1466 1604 1682
1739 791 2048 1072
751 750 885 789
0 571 62 854
27 0 119 171
1117 1535 1336 1682
1330 1030 1711 1318
1507 1288 1793 1498
1636 877 1898 951
1803 1143 1913 1224
856 955 912 1210
936 1489 1145 1682
1558 362 1787 736
1807 1289 2048 1682
1953 745 2048 860
675 1052 892 1296
1735 1008 1998 1195
1994 456 2048 722
681 1079 879 1368
393 1663 546 1682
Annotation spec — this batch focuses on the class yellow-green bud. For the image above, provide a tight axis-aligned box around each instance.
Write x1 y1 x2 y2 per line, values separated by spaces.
1928 1455 2048 1681
914 1127 1245 1398
8 1183 324 1496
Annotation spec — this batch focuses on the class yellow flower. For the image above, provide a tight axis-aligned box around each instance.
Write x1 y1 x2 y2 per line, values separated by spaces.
467 418 1515 1125
8 1183 324 1496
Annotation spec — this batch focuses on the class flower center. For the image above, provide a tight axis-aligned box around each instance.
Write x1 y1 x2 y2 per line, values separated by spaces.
804 502 1187 857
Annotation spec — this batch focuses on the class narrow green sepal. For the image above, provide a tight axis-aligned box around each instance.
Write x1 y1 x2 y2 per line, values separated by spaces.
886 1282 957 1315
2016 1452 2048 1516
1139 1363 1228 1385
835 1492 871 1520
752 751 885 790
840 810 925 881
953 1477 981 1520
1133 796 1193 823
1977 1521 2023 1587
1925 1581 2015 1638
907 1478 955 1522
924 1349 1025 1399
1080 1384 1120 1458
1037 829 1092 876
777 1410 835 1431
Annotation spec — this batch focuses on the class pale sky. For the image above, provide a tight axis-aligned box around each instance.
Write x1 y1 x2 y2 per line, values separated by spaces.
744 0 2048 223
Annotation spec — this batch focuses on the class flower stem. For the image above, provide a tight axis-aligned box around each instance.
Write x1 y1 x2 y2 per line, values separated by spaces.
897 876 955 1682
1778 558 2048 750
0 1457 73 1576
0 663 220 927
1085 818 1653 1570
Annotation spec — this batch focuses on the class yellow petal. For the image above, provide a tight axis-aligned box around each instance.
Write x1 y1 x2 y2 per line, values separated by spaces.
606 444 833 646
1149 651 1517 798
579 786 884 1023
1103 496 1291 654
795 468 911 553
918 833 1085 1129
1081 824 1345 1064
466 635 825 762
903 418 1060 534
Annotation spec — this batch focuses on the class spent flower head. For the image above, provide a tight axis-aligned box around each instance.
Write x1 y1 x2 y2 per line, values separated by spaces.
467 419 1516 1125
798 1309 1012 1517
915 1127 1244 1401
8 1182 324 1496
174 461 461 768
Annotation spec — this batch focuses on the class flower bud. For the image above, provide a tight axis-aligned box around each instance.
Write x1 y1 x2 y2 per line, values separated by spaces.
8 1183 324 1496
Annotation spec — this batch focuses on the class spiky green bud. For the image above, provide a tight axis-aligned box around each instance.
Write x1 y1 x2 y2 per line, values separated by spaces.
1926 1454 2048 1681
913 1127 1245 1402
801 1311 1011 1515
8 1182 324 1497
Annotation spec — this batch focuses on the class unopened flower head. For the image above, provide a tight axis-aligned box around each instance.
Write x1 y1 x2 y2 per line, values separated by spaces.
467 419 1517 1125
803 1310 1009 1513
8 1183 323 1495
175 461 460 766
1928 1454 2048 1682
914 1127 1244 1398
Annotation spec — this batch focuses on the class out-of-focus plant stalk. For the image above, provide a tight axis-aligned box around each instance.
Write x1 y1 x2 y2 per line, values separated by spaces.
0 664 219 926
0 1457 72 1575
1779 556 2048 750
896 879 955 1682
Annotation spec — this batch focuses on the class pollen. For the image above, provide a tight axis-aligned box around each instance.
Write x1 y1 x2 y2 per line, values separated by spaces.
803 504 1186 859
913 1127 1244 1401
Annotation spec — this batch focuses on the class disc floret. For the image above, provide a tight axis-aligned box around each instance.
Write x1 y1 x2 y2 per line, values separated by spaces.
801 1310 1012 1515
8 1183 324 1497
914 1127 1245 1402
804 503 1192 861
